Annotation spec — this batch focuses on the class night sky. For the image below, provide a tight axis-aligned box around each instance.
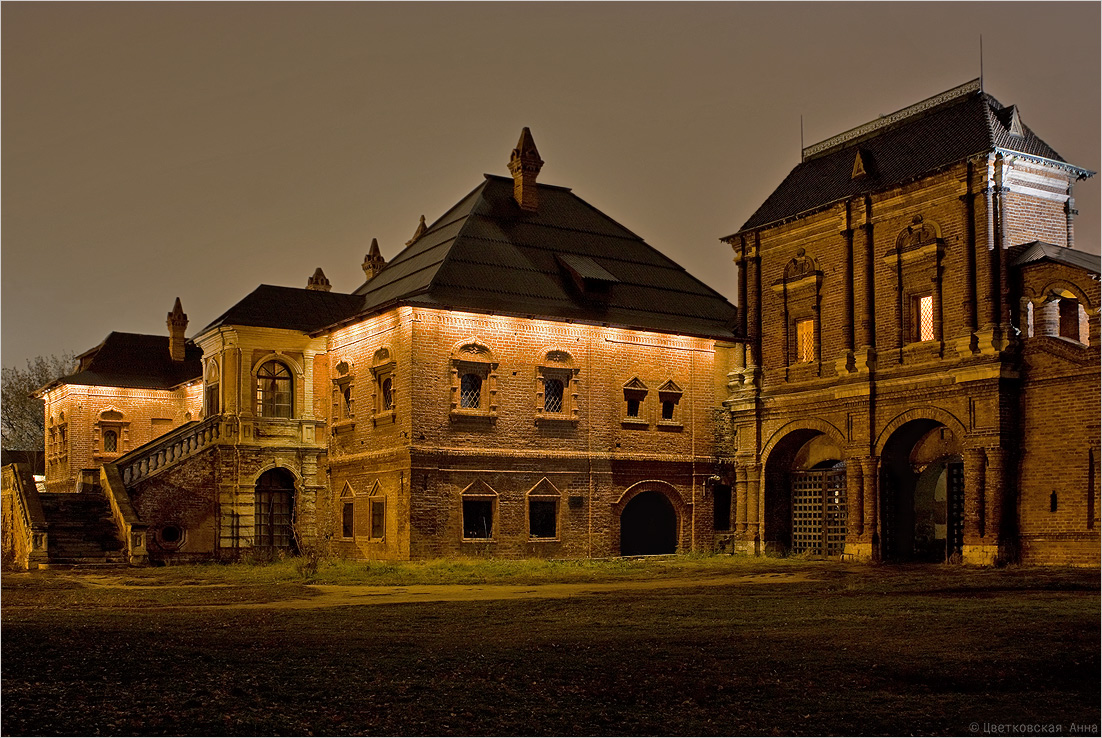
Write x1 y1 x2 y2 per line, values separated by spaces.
3 2 1098 369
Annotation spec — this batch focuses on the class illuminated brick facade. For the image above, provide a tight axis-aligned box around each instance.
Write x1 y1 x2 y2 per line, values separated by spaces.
8 86 1098 568
720 81 1099 566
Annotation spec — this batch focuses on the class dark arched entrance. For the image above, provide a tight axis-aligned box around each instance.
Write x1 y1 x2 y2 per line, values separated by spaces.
764 429 846 556
620 491 678 555
255 468 296 552
880 420 964 562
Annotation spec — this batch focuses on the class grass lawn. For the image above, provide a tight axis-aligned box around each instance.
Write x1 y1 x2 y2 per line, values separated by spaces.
2 557 1099 736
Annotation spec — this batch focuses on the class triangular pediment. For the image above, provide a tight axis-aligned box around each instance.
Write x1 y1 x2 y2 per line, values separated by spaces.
526 477 562 498
460 479 497 497
657 379 683 394
366 480 382 497
623 377 648 391
340 482 355 499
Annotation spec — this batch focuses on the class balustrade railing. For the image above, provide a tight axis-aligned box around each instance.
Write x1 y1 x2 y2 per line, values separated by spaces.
116 415 221 486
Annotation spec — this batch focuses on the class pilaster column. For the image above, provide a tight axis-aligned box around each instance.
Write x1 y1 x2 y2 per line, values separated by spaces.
985 447 1008 544
963 448 986 545
846 457 863 541
842 224 855 351
746 234 762 369
746 463 761 541
856 222 874 349
861 457 879 544
734 465 748 534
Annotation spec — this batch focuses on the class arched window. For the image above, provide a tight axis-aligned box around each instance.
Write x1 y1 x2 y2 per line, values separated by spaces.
381 376 394 410
460 373 482 408
256 361 292 418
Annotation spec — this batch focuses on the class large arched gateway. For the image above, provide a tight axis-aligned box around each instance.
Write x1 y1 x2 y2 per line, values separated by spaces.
763 428 847 556
619 490 678 555
879 420 964 563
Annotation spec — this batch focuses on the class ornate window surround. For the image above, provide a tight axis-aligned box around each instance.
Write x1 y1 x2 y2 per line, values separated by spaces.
534 347 579 426
369 347 397 426
449 339 499 423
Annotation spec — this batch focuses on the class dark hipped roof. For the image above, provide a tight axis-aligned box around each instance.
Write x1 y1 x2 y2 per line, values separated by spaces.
49 332 203 391
348 174 740 340
731 80 1093 236
1011 241 1100 274
199 284 365 335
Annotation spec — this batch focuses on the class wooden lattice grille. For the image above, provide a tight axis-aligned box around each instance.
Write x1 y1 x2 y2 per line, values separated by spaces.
791 468 847 556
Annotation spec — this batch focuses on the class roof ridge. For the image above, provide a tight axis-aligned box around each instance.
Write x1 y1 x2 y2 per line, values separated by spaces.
803 79 982 160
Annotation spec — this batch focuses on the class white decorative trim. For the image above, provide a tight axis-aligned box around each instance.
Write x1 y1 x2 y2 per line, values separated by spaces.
803 80 981 160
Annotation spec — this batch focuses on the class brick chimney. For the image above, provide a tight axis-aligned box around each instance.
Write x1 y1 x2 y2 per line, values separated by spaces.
306 267 332 292
508 127 543 211
167 297 188 362
362 238 386 280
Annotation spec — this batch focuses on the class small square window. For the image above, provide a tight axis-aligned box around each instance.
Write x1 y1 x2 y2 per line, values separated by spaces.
543 378 564 413
529 499 557 539
460 373 483 409
462 499 494 539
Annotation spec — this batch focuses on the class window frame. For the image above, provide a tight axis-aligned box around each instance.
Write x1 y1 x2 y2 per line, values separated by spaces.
535 348 579 426
656 380 684 429
370 348 397 425
794 317 816 364
449 340 498 423
910 292 935 343
256 360 293 419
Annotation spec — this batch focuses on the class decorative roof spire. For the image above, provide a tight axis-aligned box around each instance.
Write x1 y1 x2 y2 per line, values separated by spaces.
406 215 427 246
508 127 544 211
362 238 386 280
306 267 332 292
167 297 188 362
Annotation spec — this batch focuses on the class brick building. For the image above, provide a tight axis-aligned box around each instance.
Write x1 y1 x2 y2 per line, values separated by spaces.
4 82 1098 568
7 128 741 565
719 80 1099 566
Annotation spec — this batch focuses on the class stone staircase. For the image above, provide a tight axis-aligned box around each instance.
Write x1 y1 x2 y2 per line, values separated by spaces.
38 488 127 567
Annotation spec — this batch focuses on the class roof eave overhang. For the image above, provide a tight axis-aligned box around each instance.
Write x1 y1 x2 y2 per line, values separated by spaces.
993 147 1095 180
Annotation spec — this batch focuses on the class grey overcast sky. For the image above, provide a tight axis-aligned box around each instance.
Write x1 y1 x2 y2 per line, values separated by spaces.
3 2 1099 369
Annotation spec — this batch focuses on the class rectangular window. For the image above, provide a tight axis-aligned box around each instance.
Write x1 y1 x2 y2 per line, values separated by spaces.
342 501 354 538
529 499 557 539
795 318 815 363
626 397 641 417
913 294 934 342
342 383 353 417
661 399 676 420
462 499 494 539
206 383 220 415
370 499 385 540
713 484 732 531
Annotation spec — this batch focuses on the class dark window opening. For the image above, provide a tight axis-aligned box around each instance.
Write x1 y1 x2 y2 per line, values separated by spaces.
626 398 641 417
1059 299 1081 341
206 383 220 415
1050 491 1059 513
463 499 493 539
460 373 482 409
257 361 292 418
341 383 353 417
661 400 676 420
381 376 394 410
371 499 385 539
713 484 732 531
103 430 118 453
529 499 557 538
342 501 354 538
161 525 182 544
544 378 564 413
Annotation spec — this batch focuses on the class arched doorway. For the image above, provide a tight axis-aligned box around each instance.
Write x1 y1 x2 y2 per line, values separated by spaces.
763 429 846 556
620 490 678 555
255 468 296 552
880 420 964 562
